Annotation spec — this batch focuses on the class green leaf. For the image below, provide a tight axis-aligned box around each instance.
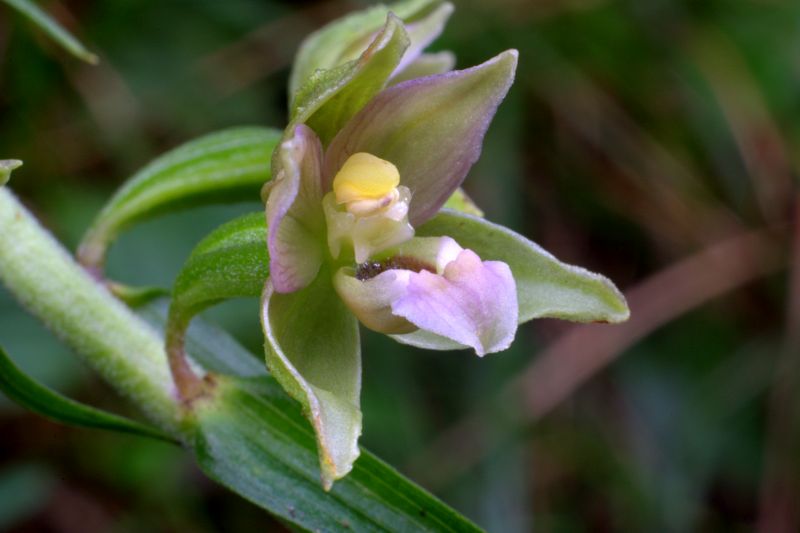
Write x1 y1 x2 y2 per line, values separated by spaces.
77 127 281 271
0 345 175 443
262 268 362 490
420 210 629 323
166 212 268 350
292 14 410 146
133 299 481 531
289 0 443 96
0 160 22 187
2 0 97 63
194 376 481 532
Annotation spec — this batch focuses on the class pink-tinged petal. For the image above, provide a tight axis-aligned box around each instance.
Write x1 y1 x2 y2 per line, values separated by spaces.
333 267 416 334
324 50 518 225
390 51 456 85
417 210 630 324
266 124 325 293
392 3 454 76
392 249 518 356
332 235 456 335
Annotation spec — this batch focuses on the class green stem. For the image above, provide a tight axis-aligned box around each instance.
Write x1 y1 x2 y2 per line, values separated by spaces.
0 188 181 433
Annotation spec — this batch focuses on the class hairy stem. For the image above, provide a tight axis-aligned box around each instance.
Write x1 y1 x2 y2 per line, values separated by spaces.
0 188 181 433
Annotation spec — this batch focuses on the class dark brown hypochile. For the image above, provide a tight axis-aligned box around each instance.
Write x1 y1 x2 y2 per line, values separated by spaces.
355 256 435 281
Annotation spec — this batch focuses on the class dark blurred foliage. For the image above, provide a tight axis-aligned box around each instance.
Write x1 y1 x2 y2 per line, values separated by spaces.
1 0 799 531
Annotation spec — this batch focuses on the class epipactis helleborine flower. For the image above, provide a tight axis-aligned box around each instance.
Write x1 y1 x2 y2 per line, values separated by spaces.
261 4 628 489
265 49 517 486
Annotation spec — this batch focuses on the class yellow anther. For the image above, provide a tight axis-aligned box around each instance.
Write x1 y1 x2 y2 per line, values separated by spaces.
333 153 400 205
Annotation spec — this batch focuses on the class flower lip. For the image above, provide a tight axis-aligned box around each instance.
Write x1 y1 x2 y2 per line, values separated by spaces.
332 236 520 355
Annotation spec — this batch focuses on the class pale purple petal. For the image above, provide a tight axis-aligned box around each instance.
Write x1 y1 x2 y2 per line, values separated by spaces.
390 51 456 86
266 124 325 293
392 3 454 76
324 50 518 225
391 249 518 356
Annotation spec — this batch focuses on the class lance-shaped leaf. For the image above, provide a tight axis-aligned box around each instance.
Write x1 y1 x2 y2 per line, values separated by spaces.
324 50 518 226
78 127 280 271
194 375 481 532
0 160 22 187
292 14 410 146
289 0 443 96
393 210 629 349
262 270 362 490
2 0 97 63
133 298 482 530
0 346 175 443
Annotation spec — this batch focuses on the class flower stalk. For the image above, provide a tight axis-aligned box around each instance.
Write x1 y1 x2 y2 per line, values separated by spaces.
164 316 214 403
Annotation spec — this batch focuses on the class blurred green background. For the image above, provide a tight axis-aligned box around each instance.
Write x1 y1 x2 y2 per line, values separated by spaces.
1 0 798 531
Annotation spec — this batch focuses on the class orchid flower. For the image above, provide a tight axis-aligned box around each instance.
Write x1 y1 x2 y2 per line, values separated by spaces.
260 2 629 489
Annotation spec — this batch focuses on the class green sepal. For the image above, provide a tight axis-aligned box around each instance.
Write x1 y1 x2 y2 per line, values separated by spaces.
262 268 362 490
421 210 629 323
166 212 268 355
2 0 97 63
78 127 280 271
443 188 484 217
291 14 410 146
0 345 175 443
288 0 443 96
393 210 629 349
0 160 22 187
